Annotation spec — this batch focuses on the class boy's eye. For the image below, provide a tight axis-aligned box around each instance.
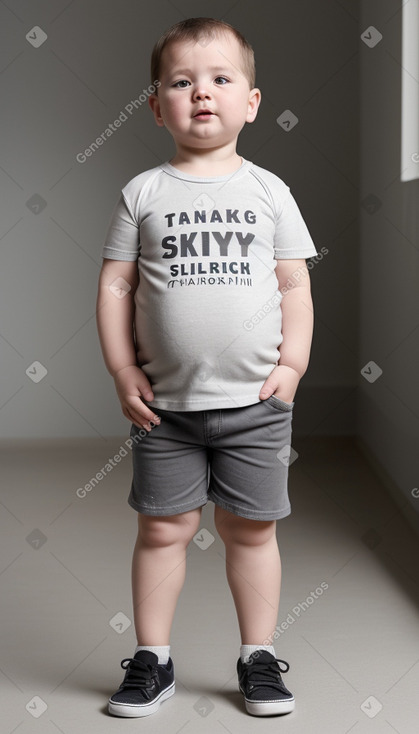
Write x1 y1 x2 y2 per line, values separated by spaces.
172 77 229 88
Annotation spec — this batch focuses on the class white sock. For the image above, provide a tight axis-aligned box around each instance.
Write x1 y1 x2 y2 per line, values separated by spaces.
135 645 170 665
240 644 276 663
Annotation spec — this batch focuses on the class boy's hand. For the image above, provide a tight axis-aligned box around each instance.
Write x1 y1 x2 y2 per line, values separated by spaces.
259 365 300 404
113 365 160 431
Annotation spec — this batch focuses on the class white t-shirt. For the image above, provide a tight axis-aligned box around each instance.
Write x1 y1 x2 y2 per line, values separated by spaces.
102 158 317 410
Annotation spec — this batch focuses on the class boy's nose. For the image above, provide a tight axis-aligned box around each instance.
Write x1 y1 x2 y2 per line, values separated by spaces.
192 87 212 100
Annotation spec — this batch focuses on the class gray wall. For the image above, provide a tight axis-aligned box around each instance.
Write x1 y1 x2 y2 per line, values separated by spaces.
0 0 359 440
358 0 419 531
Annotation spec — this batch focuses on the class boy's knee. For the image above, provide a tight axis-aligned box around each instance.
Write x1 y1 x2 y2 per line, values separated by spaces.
215 507 276 546
137 508 201 547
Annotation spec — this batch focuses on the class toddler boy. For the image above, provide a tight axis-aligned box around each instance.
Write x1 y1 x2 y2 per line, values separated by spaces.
97 16 317 718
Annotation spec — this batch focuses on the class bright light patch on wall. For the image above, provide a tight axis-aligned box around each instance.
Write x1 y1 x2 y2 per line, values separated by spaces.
401 0 419 181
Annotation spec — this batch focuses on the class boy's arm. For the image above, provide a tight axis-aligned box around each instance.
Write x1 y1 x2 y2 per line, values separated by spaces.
96 258 138 375
259 259 314 404
96 258 159 429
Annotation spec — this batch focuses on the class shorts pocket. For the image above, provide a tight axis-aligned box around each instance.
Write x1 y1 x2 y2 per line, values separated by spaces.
264 395 294 412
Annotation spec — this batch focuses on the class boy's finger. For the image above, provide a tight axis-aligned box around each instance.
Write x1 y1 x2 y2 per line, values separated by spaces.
135 396 160 421
259 365 281 399
139 385 154 400
135 404 161 425
259 381 276 399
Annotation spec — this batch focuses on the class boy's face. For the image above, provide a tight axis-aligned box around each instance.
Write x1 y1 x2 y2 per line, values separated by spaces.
149 31 260 152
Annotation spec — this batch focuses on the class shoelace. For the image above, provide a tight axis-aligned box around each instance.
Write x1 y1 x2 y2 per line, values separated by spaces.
119 657 157 692
242 657 290 694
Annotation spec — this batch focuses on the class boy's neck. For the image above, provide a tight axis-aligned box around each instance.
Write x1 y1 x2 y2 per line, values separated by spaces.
168 148 243 177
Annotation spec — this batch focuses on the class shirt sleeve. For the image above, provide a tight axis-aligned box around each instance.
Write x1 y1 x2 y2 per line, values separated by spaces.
274 189 318 259
101 192 140 261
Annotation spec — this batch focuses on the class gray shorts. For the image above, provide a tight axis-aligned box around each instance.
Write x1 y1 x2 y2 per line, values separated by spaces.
128 396 294 521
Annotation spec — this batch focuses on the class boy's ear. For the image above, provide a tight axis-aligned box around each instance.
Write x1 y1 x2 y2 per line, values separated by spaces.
246 87 261 123
148 94 165 127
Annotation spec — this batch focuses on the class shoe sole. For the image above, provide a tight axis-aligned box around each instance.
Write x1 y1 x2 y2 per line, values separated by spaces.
239 686 295 716
108 682 175 717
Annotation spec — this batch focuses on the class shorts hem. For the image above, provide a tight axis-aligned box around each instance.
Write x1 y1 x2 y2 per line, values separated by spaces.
127 494 208 516
208 493 291 521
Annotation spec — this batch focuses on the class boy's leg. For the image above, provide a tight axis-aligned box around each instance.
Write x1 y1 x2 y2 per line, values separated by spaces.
214 504 280 643
132 507 202 644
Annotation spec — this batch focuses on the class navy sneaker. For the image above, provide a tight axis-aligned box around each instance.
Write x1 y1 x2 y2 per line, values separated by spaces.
237 650 295 716
108 650 175 717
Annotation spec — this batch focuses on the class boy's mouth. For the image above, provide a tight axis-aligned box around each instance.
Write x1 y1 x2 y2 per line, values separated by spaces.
193 109 215 119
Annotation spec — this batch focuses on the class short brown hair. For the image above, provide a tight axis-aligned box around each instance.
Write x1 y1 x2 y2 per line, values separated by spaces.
150 17 256 90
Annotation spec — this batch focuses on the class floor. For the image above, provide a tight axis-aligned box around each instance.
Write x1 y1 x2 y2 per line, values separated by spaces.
1 435 419 734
